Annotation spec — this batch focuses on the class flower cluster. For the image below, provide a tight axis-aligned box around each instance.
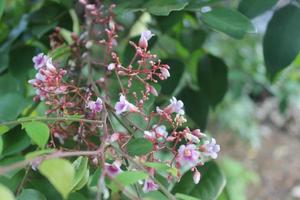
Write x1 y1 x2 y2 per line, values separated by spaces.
29 53 67 101
27 1 220 197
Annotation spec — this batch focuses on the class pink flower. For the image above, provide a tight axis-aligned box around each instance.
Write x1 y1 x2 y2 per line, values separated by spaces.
107 63 116 71
139 30 154 49
144 124 168 140
105 161 122 177
164 97 184 115
142 179 159 193
115 94 137 115
193 170 201 184
86 97 103 113
177 144 200 167
32 53 48 70
160 67 170 79
202 138 220 159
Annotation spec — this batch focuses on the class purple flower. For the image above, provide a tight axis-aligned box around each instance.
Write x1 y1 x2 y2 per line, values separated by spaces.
139 30 154 49
86 97 103 113
114 95 137 115
105 161 122 177
164 97 184 115
153 125 168 138
177 144 200 167
32 53 48 70
142 179 159 193
202 138 220 159
107 63 116 71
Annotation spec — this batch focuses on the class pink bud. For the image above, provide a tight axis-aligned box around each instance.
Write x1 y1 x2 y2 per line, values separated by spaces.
139 36 148 49
193 170 201 184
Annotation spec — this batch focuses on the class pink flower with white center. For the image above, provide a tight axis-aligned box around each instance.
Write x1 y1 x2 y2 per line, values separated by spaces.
142 179 159 193
86 97 103 113
177 144 200 167
202 138 220 159
164 97 184 115
153 125 168 138
32 53 48 70
160 67 170 79
105 161 122 177
114 94 137 115
139 30 154 49
193 170 201 184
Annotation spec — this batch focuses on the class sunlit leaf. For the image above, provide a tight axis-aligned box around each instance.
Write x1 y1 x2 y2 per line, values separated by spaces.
0 184 15 200
22 122 50 149
39 159 75 199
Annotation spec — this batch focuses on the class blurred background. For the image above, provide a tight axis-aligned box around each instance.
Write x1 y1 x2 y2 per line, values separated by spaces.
0 0 300 199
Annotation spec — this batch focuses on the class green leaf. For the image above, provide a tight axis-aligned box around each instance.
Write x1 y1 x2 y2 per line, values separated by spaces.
0 93 26 122
184 0 223 11
178 87 209 130
145 162 177 176
263 5 300 80
0 126 9 135
39 158 75 199
0 184 15 200
0 73 19 95
144 0 188 16
89 168 101 187
72 170 89 191
201 8 255 39
72 156 89 190
238 0 278 18
114 0 188 16
1 127 31 157
22 122 50 149
17 189 46 200
48 44 71 61
175 193 200 200
172 161 226 200
110 171 148 192
25 149 55 160
67 192 87 200
143 191 168 200
0 136 3 155
160 59 185 96
197 54 228 107
126 138 153 156
0 0 5 20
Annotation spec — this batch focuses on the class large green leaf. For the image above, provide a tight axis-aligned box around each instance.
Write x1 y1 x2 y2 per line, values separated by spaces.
172 161 226 200
0 184 15 200
197 54 228 107
201 8 255 39
114 0 188 16
263 4 300 80
126 138 153 156
0 93 26 122
238 0 278 18
39 158 75 199
144 0 188 16
178 87 210 130
22 122 50 149
17 189 46 200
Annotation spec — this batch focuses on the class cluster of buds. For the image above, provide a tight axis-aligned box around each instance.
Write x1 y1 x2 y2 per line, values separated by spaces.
29 53 67 101
27 1 220 196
